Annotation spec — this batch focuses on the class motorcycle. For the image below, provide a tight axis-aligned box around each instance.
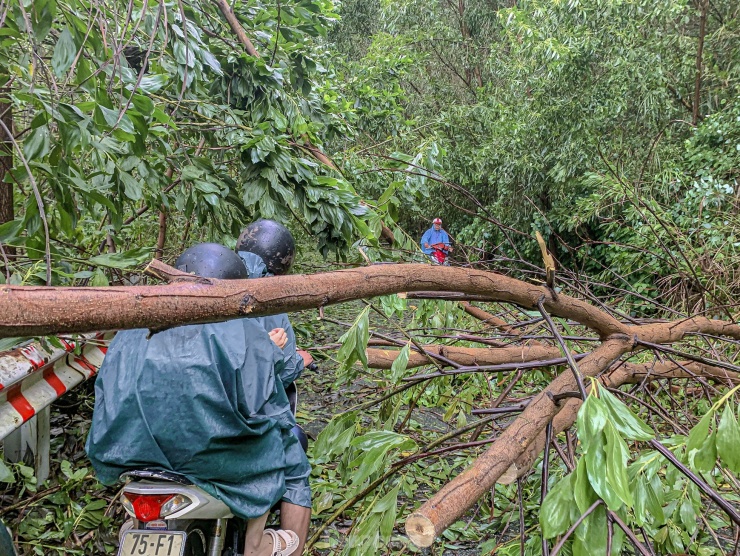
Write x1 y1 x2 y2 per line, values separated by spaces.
116 377 311 556
429 242 452 265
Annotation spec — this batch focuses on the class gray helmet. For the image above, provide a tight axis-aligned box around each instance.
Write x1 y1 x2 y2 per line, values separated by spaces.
236 219 295 275
175 243 248 280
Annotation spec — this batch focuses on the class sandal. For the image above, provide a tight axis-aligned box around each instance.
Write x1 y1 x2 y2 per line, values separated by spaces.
263 529 299 556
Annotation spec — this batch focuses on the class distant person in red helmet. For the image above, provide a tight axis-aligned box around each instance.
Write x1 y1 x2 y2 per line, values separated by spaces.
421 218 453 265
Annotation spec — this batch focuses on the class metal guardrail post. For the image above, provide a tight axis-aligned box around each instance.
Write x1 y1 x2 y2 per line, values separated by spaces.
3 407 50 484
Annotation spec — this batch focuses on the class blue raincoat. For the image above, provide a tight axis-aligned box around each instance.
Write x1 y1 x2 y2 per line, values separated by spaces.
420 227 451 255
85 318 309 519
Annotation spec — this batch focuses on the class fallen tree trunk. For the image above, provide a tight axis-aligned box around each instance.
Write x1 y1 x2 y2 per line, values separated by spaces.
405 337 633 546
0 261 632 338
404 313 740 547
365 344 561 369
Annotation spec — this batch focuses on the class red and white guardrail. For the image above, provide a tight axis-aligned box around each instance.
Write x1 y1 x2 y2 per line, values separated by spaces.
0 334 112 441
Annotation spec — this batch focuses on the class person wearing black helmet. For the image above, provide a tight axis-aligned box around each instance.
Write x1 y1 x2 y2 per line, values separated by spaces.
236 220 312 555
86 243 303 556
236 220 310 385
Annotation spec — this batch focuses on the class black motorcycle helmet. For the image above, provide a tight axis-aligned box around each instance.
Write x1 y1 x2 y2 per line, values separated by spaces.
175 243 248 280
235 219 295 275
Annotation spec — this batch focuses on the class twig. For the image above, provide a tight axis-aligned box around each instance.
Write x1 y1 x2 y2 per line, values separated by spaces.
537 296 587 398
649 439 740 526
541 421 553 556
0 117 50 285
550 500 602 556
606 510 653 556
517 477 525 556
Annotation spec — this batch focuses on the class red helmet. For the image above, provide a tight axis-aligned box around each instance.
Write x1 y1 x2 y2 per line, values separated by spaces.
432 218 442 224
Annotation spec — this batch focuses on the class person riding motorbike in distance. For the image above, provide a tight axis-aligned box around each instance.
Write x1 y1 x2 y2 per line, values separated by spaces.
420 217 453 265
235 219 313 554
86 243 306 556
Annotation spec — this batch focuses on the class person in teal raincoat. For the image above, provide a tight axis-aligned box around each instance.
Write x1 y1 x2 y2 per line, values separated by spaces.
86 243 301 556
236 219 312 555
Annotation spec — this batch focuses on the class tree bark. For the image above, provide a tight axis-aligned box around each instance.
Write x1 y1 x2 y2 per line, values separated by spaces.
402 291 499 303
366 344 561 369
155 209 166 260
0 262 636 338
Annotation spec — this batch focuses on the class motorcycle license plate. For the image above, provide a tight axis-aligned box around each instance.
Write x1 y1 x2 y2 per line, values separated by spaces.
118 530 185 556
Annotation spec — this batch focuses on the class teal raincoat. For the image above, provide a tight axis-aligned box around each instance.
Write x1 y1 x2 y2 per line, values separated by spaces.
85 318 308 519
238 252 305 386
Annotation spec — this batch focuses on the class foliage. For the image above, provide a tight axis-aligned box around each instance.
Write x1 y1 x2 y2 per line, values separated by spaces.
0 0 388 287
331 0 740 311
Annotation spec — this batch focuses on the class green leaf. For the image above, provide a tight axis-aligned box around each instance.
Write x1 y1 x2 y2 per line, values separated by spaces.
350 430 415 452
633 476 648 526
599 386 654 441
201 49 222 74
573 504 607 556
349 445 388 486
138 74 168 94
540 471 575 538
716 402 740 473
131 94 154 116
313 411 357 464
584 430 622 510
604 421 633 507
678 496 697 535
23 126 50 160
389 342 411 382
687 411 717 473
577 393 608 453
0 219 23 243
646 474 666 525
355 307 370 368
0 460 14 483
98 106 135 134
118 170 142 201
51 29 76 77
573 457 598 514
181 164 203 181
88 248 151 269
337 306 370 374
90 269 109 286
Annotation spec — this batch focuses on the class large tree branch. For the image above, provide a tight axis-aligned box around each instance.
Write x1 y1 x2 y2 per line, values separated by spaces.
499 359 740 484
365 344 562 369
405 337 632 546
211 0 260 58
0 262 634 338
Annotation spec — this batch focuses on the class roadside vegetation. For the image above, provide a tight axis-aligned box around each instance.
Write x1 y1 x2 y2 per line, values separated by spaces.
0 0 739 554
